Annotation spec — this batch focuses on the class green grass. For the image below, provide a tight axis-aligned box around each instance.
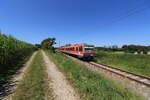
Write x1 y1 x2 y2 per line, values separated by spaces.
12 51 52 100
45 50 144 100
0 34 36 68
0 34 36 91
96 50 150 77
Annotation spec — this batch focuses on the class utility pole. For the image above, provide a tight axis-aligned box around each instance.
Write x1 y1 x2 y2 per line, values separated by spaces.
59 40 60 47
0 29 1 34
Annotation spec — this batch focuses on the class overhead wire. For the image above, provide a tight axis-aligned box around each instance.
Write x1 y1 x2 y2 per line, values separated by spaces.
100 1 150 28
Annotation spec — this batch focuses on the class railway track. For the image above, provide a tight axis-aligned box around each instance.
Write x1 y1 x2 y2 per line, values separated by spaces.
89 61 150 87
64 54 150 99
65 54 150 88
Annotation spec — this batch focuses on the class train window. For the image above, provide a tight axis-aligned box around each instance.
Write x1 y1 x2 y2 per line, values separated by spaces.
76 47 78 51
79 47 82 51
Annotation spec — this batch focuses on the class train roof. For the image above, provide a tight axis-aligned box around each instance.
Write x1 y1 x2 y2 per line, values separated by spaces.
61 44 94 48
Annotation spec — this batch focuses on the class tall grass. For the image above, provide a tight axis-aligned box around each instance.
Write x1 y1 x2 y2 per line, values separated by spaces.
12 51 52 100
0 34 36 94
96 50 150 77
45 50 144 100
0 34 36 67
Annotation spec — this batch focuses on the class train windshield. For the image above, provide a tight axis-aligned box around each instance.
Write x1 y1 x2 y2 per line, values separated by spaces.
84 47 95 52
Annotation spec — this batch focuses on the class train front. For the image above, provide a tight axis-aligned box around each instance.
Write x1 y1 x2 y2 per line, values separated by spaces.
83 44 96 60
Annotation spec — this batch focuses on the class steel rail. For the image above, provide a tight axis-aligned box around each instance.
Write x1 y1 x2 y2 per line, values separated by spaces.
89 61 150 87
64 53 150 87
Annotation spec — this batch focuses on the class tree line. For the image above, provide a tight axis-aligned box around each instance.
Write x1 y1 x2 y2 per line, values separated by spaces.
96 45 150 54
37 38 150 54
35 37 56 52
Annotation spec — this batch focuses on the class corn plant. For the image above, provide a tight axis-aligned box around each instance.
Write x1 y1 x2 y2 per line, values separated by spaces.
0 33 36 70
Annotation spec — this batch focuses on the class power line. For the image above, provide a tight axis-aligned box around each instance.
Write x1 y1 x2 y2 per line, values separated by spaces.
100 1 150 28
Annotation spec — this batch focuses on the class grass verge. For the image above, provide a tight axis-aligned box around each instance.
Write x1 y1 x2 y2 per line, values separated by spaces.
12 50 53 100
0 53 33 97
96 50 150 77
45 50 144 100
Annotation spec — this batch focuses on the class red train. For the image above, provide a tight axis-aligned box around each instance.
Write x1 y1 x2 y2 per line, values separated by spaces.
60 44 96 60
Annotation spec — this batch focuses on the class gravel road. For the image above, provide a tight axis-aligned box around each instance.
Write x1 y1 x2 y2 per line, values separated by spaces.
42 51 80 100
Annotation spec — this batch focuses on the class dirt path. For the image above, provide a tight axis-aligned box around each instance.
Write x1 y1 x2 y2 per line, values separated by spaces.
42 51 80 100
5 52 37 100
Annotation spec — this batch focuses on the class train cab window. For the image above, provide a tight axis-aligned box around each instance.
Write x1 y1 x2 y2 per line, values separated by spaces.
84 47 95 52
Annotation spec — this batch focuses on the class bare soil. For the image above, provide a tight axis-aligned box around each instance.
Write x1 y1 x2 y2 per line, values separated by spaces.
4 52 37 100
42 51 80 100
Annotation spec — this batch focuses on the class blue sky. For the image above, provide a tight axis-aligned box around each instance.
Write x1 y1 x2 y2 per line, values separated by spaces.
0 0 150 47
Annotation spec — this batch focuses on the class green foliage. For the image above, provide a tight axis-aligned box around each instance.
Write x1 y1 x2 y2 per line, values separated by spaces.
45 50 144 100
96 50 150 77
96 45 122 52
12 51 52 100
0 34 36 91
96 45 150 54
41 38 56 52
0 34 36 67
35 44 41 49
122 45 149 54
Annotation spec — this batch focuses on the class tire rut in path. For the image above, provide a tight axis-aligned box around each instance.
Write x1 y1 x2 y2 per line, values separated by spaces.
42 51 80 100
6 51 37 100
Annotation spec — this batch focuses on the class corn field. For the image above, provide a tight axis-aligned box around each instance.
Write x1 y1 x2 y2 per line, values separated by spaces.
0 33 36 70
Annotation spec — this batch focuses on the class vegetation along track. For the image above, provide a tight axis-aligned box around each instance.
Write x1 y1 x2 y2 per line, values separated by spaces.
89 62 150 87
65 54 150 100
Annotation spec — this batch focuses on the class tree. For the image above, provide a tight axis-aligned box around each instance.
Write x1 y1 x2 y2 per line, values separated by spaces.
122 45 149 54
41 38 56 52
111 45 118 51
35 44 41 49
